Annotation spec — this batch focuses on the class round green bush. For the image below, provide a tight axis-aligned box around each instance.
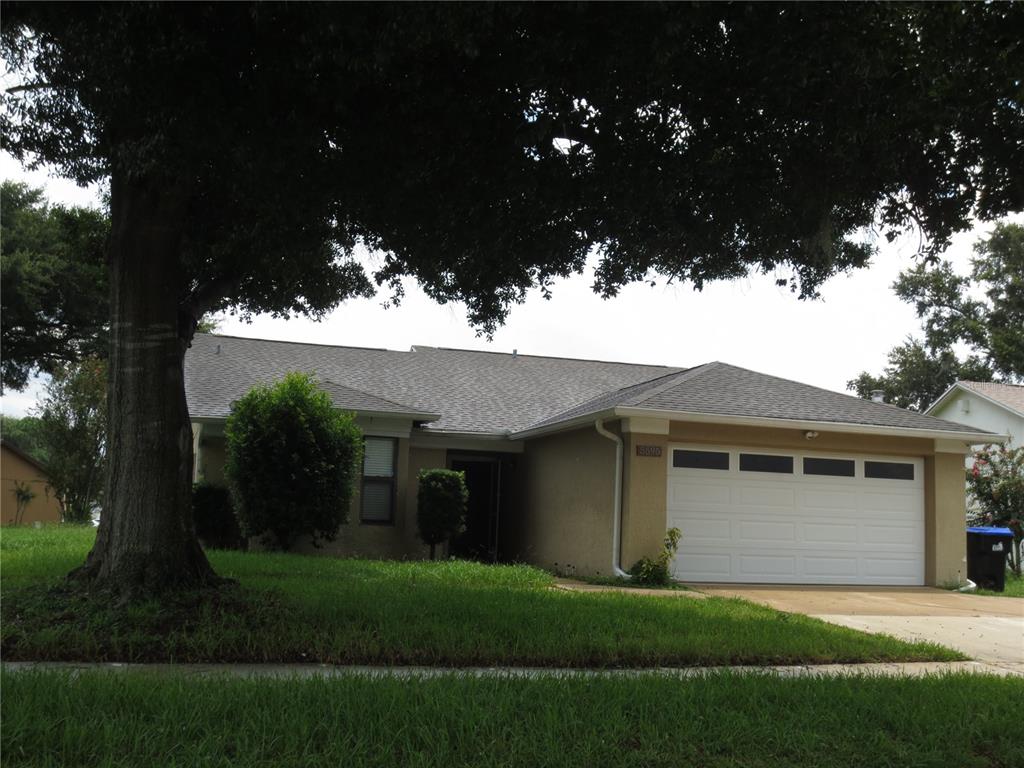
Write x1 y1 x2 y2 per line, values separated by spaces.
416 469 468 559
225 372 362 550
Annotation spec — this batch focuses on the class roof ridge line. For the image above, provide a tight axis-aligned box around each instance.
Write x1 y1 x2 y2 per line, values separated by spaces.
196 333 394 354
620 362 718 406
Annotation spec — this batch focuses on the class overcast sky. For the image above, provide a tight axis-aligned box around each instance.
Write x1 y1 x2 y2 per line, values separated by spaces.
3 152 1018 418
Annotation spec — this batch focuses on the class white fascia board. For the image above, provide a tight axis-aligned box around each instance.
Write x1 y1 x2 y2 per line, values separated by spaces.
412 430 525 453
614 406 1008 444
923 382 963 416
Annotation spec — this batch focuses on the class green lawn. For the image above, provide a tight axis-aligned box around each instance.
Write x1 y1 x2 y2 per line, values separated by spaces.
975 572 1024 598
4 669 1022 768
0 525 962 666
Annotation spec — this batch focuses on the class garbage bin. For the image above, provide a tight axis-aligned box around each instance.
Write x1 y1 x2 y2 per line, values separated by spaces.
966 526 1014 591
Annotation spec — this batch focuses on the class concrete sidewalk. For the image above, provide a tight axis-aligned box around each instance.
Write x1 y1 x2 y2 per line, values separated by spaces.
4 660 1022 679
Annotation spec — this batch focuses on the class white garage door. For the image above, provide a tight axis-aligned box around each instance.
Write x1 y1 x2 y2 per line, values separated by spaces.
667 444 925 585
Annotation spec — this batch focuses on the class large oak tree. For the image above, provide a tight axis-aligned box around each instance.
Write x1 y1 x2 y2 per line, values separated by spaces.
2 3 1021 595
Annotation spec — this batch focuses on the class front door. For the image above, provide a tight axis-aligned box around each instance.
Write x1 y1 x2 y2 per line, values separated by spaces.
449 457 500 562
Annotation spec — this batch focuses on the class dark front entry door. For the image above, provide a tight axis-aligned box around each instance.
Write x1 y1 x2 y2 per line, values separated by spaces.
449 457 499 561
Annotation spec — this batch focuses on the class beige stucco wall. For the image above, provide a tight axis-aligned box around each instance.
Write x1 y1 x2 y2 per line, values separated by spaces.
509 426 616 577
925 452 968 586
621 431 669 570
1 445 62 525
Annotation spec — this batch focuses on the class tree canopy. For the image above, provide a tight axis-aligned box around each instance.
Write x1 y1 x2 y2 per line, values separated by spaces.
0 181 108 391
850 222 1024 411
2 2 1022 593
4 3 1022 333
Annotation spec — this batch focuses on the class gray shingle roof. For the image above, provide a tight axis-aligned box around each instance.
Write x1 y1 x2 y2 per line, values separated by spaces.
527 361 989 435
184 334 679 433
185 334 991 437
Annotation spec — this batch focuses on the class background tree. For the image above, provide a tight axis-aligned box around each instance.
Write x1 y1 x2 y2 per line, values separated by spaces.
0 414 51 466
416 470 469 560
2 3 1022 594
967 445 1024 577
35 357 108 523
0 181 109 392
225 373 362 551
849 222 1023 409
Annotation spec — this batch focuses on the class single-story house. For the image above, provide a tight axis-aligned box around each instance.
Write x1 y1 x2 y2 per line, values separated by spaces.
926 381 1023 448
185 333 1003 586
1 440 61 526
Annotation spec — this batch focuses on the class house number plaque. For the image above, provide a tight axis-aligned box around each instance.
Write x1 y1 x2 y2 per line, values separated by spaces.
636 445 663 458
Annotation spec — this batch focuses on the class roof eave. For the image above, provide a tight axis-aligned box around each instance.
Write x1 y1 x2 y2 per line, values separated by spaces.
190 409 442 424
615 406 1007 444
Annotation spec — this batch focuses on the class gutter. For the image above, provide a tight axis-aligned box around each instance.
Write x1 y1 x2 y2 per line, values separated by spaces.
594 419 630 579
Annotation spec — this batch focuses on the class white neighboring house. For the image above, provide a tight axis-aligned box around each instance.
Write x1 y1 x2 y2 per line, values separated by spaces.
926 382 1023 449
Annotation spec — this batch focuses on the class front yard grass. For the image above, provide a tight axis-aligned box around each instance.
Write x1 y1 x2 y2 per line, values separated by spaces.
4 669 1022 768
1 525 962 666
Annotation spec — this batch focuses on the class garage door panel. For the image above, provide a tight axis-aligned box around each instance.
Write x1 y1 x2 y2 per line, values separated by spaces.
671 516 732 543
862 524 922 547
668 445 924 586
802 522 859 545
802 556 859 578
668 481 732 508
679 552 733 579
738 554 796 578
738 520 796 543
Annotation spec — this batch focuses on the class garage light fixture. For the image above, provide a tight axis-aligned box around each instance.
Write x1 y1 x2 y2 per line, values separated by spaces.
804 431 819 440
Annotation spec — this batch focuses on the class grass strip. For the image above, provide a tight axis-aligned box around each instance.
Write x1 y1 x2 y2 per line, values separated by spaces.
3 669 1022 768
2 526 962 666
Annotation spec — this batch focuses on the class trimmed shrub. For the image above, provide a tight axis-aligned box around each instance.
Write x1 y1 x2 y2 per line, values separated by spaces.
225 372 363 550
629 527 682 585
417 469 468 559
192 483 244 550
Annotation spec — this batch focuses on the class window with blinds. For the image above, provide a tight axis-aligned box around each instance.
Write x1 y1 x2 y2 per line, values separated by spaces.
361 437 396 523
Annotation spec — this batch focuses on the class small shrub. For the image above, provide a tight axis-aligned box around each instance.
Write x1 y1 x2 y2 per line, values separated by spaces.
192 483 244 550
630 527 682 585
417 469 468 559
225 372 363 550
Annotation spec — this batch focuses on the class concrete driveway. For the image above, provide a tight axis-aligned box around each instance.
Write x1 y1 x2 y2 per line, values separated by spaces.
698 585 1024 670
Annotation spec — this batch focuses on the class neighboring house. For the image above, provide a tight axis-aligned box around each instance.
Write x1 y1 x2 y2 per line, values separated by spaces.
926 381 1023 448
1 440 61 526
186 334 1000 587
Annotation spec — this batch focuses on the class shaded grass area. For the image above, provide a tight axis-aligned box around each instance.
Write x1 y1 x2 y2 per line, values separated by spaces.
975 572 1024 598
1 526 962 666
4 669 1022 768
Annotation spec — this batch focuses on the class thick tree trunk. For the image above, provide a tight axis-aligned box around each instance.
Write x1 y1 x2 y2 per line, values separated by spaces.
70 174 218 596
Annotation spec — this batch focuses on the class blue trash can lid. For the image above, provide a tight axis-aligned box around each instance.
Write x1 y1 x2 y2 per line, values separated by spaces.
967 526 1014 537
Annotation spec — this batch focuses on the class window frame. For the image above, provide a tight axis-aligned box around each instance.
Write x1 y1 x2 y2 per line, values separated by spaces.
360 436 397 525
863 460 915 481
672 449 730 471
738 452 794 475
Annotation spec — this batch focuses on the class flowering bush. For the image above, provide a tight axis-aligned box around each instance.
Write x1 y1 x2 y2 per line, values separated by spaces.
967 444 1024 575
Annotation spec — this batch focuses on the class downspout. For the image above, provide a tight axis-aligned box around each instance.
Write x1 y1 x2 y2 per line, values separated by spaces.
594 419 631 578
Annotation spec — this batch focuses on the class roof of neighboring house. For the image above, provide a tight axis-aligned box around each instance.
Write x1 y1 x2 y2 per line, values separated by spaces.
0 439 50 476
525 361 989 436
185 334 996 439
929 381 1024 418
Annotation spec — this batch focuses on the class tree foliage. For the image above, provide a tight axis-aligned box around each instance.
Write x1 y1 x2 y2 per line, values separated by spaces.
35 356 108 523
416 469 469 560
2 3 1022 591
0 181 108 391
1 413 51 467
849 223 1023 410
224 373 362 550
968 445 1024 577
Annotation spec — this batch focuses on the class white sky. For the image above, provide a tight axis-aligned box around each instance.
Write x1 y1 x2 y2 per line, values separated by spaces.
3 152 1018 418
